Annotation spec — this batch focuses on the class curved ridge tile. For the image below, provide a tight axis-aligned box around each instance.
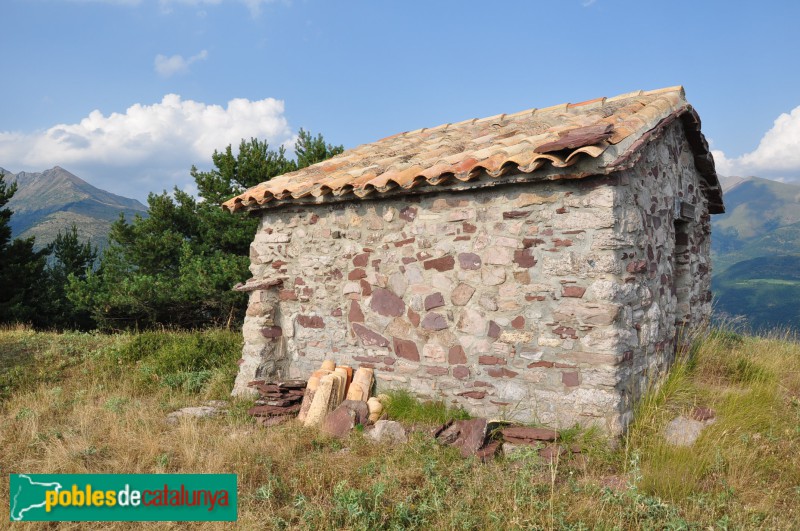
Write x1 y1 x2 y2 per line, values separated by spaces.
565 143 608 164
333 184 354 197
399 174 432 190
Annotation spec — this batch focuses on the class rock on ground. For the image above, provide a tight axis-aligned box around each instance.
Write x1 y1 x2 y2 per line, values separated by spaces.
166 401 227 424
368 420 408 444
664 415 713 446
322 406 357 439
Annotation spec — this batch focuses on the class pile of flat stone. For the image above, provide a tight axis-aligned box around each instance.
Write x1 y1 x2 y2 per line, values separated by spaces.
298 360 386 435
247 379 307 426
434 419 581 463
244 360 390 434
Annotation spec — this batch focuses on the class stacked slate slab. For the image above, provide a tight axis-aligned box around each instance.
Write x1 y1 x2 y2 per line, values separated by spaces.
247 379 306 424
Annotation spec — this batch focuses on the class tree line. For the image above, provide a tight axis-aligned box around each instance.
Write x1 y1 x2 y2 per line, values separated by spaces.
0 130 342 331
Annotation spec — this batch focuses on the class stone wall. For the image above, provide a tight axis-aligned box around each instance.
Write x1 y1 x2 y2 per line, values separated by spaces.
233 121 712 435
610 122 713 421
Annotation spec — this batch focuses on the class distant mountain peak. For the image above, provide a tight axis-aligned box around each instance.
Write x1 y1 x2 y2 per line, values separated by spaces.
3 167 148 250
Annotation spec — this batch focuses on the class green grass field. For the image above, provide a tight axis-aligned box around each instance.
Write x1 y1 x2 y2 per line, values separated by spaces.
1 326 799 529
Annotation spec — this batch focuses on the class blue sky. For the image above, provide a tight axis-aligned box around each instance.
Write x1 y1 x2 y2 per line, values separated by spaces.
2 0 799 201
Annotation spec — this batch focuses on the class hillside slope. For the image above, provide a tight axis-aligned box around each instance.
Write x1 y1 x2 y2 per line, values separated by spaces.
1 166 147 249
713 255 800 330
712 176 800 272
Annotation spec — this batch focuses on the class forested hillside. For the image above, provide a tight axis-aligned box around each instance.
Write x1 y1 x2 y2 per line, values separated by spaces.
712 176 800 330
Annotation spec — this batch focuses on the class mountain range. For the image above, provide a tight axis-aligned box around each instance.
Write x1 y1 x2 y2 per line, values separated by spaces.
0 166 147 251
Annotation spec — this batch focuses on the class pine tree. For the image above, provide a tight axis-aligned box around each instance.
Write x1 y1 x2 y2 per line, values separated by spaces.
45 224 97 330
0 173 49 326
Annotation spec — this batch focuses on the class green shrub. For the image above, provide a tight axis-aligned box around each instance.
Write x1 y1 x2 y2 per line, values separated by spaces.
109 329 241 396
383 390 470 425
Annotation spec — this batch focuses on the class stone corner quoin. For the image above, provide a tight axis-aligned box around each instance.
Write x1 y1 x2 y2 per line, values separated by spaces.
233 122 714 436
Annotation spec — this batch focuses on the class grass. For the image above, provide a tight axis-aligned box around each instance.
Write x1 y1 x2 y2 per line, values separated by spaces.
382 389 471 425
1 326 799 529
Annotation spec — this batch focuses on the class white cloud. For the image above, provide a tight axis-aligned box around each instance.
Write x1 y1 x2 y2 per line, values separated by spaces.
712 104 800 179
582 0 597 6
0 95 293 201
154 50 208 77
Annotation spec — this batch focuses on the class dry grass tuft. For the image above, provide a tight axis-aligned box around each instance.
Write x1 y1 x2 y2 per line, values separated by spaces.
1 327 799 529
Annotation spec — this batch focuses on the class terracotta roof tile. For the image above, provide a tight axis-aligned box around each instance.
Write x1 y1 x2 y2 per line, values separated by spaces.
224 86 723 214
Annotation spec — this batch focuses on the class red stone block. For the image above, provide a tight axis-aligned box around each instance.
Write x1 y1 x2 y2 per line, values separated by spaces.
503 211 530 219
562 286 586 298
626 260 647 273
352 323 389 348
423 255 456 272
421 312 448 331
370 287 405 317
348 268 367 280
513 249 537 268
448 345 467 364
457 252 481 270
553 326 577 339
394 237 416 247
476 440 502 462
360 279 372 296
278 289 297 301
260 326 283 338
424 292 445 310
457 391 486 399
407 308 420 327
522 238 545 248
348 301 365 323
392 337 420 361
561 371 579 387
353 253 370 267
487 367 518 378
296 315 324 329
452 366 470 379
